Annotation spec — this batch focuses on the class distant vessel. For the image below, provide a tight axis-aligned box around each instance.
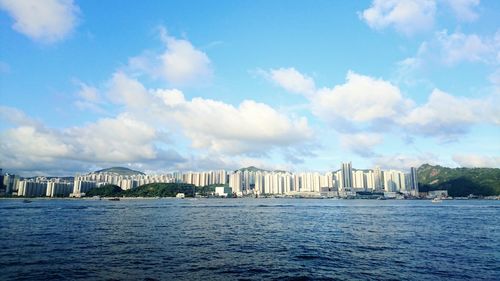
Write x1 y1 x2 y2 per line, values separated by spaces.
431 198 442 203
22 199 32 203
108 198 120 201
176 193 185 199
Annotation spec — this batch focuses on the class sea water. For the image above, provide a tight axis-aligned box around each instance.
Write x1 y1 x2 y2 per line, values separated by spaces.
0 199 498 280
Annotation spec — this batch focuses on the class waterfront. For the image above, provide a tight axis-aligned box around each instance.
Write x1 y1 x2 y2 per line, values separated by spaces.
0 199 498 280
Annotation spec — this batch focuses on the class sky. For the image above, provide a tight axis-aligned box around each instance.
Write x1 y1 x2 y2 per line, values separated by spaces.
0 0 499 176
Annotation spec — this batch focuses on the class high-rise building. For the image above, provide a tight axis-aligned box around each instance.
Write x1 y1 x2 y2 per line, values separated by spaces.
17 180 47 197
410 167 418 195
46 182 72 197
3 174 19 195
373 166 382 191
353 170 365 190
341 162 353 189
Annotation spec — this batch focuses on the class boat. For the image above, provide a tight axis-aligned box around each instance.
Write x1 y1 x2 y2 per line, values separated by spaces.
22 199 32 203
108 198 120 201
431 198 442 203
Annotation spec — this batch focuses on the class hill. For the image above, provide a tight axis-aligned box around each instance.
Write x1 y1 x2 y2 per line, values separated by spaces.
418 164 500 196
86 183 196 197
237 166 269 173
93 167 145 176
85 184 122 197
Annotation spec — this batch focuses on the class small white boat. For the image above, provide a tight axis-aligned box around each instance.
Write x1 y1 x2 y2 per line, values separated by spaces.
431 198 442 203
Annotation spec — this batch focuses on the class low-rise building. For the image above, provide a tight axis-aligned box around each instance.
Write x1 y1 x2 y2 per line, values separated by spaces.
215 186 232 197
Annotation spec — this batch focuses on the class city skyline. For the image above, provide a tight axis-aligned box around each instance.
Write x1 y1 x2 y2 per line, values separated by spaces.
5 162 419 198
1 1 499 176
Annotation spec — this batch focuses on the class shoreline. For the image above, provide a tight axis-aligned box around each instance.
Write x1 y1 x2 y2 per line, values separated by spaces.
1 196 498 201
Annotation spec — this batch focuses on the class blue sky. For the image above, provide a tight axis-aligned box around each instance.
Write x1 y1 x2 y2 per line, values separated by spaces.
0 0 499 176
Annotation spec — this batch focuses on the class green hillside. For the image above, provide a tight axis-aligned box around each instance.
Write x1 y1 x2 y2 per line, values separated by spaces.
85 184 122 197
418 164 500 197
86 183 196 197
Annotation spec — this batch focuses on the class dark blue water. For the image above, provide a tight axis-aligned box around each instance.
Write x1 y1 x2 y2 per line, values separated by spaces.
0 199 498 280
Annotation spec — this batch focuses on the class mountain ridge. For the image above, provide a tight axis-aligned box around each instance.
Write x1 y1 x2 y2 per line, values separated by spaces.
93 167 145 176
417 164 500 196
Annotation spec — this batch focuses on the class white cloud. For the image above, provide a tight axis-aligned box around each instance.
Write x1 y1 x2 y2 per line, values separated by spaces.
0 111 186 175
129 27 212 86
76 82 99 103
360 0 436 35
489 69 500 93
175 154 295 172
107 72 153 109
67 114 159 162
156 90 314 155
0 105 41 127
73 82 107 113
372 152 440 170
435 30 493 65
268 67 316 96
267 68 499 143
1 69 316 173
403 30 500 69
453 154 500 168
152 88 185 107
159 30 212 85
311 71 409 124
102 73 314 156
442 0 480 22
0 0 79 43
339 133 383 157
1 126 71 161
398 89 499 140
360 0 483 35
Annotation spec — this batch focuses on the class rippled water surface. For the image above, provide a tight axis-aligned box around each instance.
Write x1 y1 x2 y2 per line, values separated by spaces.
0 199 499 280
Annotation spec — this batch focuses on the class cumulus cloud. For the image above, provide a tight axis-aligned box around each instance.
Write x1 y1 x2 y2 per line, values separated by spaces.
489 68 500 93
0 111 185 175
1 67 315 174
129 27 212 86
398 89 499 140
311 71 410 126
401 29 500 70
360 0 436 35
73 82 107 113
360 0 483 35
107 72 153 109
101 72 315 156
67 114 159 162
1 126 71 160
156 91 314 155
0 105 41 127
435 30 494 65
398 89 477 137
453 154 500 168
267 67 499 144
339 133 383 157
159 29 212 85
372 152 440 170
442 0 480 22
0 0 79 43
76 82 99 103
267 67 316 96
